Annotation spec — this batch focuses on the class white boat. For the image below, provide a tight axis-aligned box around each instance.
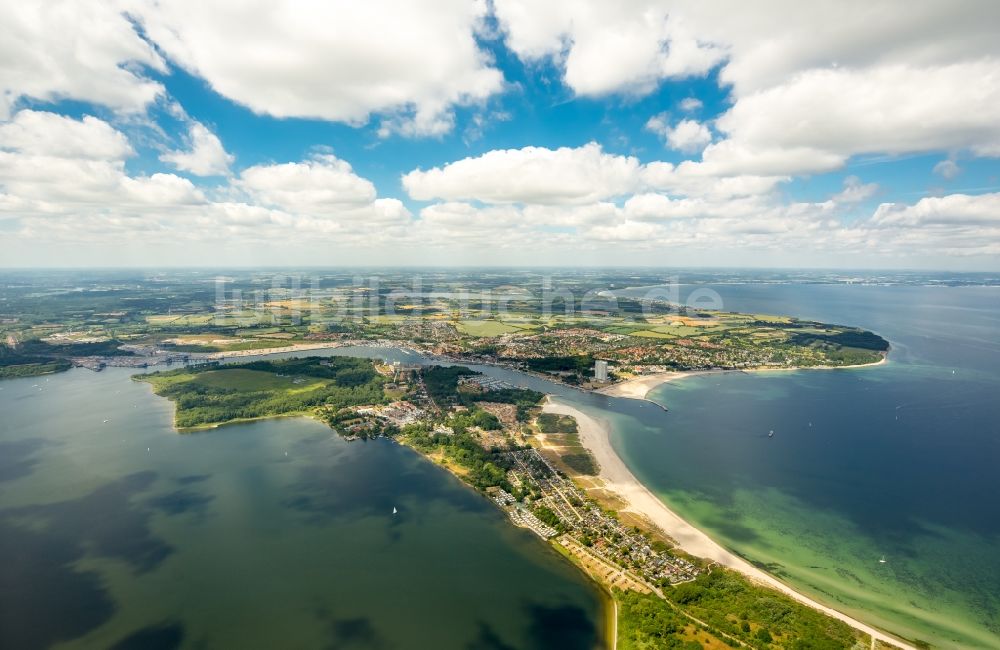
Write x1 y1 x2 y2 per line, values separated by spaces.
393 507 398 515
879 555 887 564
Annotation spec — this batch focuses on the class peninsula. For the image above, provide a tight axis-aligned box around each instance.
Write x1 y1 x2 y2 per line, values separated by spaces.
137 354 905 649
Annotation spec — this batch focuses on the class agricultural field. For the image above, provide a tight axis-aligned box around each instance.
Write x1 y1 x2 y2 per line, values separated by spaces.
1 270 889 382
454 319 530 337
145 314 219 326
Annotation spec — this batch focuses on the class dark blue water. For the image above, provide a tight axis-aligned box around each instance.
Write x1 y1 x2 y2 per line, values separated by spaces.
0 366 605 649
621 285 1000 648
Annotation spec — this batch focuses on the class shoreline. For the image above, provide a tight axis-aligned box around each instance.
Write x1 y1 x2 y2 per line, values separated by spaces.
541 396 912 650
391 432 624 649
597 354 889 401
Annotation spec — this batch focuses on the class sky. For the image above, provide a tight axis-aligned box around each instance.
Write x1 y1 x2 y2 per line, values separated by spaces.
1 0 999 269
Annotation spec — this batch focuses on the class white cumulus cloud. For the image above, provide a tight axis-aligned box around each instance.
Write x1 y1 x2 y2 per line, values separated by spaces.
641 162 786 199
133 0 504 137
495 1 1000 177
707 62 1000 175
240 156 376 209
933 159 961 180
679 97 703 112
238 154 409 224
493 0 725 96
0 110 202 208
0 110 133 160
0 0 165 119
870 193 1000 227
646 116 712 153
403 142 642 204
0 111 411 252
160 122 234 177
832 176 879 203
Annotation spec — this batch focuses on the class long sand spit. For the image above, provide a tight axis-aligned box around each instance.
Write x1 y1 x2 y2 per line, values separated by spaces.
597 356 888 401
542 390 912 650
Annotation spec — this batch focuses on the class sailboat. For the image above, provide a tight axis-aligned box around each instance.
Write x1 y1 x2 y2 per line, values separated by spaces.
392 506 398 515
768 430 774 438
879 555 887 564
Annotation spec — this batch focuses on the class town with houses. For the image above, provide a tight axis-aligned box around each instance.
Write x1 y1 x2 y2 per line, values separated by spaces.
316 356 704 597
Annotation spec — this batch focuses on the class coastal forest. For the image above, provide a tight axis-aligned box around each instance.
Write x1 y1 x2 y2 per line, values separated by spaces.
618 568 862 649
136 357 385 429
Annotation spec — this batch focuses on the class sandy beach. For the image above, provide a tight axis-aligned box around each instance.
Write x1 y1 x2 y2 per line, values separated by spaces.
598 356 889 401
542 396 912 650
596 370 712 400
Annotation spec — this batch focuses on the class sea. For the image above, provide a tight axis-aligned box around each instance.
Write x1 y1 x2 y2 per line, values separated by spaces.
599 284 1000 648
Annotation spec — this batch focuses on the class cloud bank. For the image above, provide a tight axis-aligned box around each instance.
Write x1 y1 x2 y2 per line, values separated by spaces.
0 1 997 267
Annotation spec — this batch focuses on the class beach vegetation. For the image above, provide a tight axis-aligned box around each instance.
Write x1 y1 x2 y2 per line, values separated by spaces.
615 590 707 649
662 569 863 649
536 412 579 433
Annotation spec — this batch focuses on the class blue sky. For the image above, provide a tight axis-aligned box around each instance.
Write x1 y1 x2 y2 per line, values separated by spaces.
1 1 998 268
141 59 981 211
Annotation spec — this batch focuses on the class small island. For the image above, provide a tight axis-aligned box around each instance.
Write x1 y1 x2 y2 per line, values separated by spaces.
137 356 895 649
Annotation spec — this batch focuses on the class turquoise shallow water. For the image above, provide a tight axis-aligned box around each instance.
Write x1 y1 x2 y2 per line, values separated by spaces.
0 366 604 649
622 285 1000 648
